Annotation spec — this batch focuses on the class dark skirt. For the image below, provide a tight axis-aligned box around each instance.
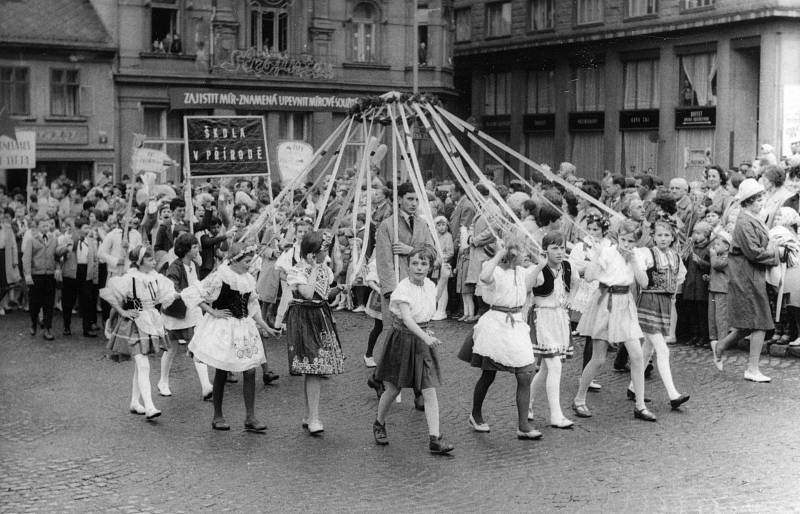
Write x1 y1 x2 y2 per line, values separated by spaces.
105 312 167 356
457 331 536 374
375 324 441 390
637 292 672 336
166 327 194 349
0 252 6 288
286 301 345 376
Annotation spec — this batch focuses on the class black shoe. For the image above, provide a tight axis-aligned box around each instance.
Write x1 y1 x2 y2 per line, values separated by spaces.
244 418 267 432
373 420 388 445
644 362 654 379
414 393 425 411
429 434 454 454
226 372 238 383
262 371 280 386
212 417 230 431
83 330 98 338
30 325 36 336
669 393 690 410
63 328 71 336
626 388 651 403
367 375 385 399
42 329 54 341
634 407 657 422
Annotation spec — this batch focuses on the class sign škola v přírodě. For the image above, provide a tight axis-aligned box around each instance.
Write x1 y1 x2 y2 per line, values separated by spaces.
185 116 269 178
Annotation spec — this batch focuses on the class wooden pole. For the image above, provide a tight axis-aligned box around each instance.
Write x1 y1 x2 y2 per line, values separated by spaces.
390 104 400 286
25 168 31 212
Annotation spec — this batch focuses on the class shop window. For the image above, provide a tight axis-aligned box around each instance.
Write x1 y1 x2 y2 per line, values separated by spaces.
573 63 605 111
625 0 657 17
576 0 603 25
142 107 186 180
278 112 310 142
486 2 511 37
150 1 182 54
623 59 660 109
455 7 471 42
484 72 511 116
529 0 554 31
250 4 289 53
526 70 555 113
0 67 29 116
50 69 80 117
683 0 714 9
679 53 717 107
350 2 378 63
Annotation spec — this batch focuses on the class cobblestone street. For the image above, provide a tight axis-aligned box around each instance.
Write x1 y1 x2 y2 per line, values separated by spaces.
1 310 799 513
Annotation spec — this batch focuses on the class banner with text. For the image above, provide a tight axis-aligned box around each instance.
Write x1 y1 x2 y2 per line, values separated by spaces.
185 116 270 178
171 88 360 112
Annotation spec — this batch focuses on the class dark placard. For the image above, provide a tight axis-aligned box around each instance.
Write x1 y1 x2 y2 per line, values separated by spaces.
675 107 716 129
184 116 270 178
523 113 555 133
170 88 360 112
568 112 605 132
619 109 659 131
482 115 511 131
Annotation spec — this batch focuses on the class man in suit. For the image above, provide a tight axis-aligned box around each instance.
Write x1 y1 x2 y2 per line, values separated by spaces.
371 182 436 407
59 217 99 337
154 198 188 270
449 183 476 319
22 214 63 340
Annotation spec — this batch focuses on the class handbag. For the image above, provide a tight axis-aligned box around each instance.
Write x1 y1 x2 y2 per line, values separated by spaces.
121 276 143 311
161 296 187 318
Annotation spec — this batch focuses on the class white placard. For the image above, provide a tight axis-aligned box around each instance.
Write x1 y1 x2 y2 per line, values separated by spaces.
0 129 36 169
277 140 314 186
132 147 174 174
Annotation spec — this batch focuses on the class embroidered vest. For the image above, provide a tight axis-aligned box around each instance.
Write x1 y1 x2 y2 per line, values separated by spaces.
212 282 250 319
644 247 679 294
532 262 572 297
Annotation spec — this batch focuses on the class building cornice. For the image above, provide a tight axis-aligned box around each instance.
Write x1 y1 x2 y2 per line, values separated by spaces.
454 8 800 57
0 39 116 55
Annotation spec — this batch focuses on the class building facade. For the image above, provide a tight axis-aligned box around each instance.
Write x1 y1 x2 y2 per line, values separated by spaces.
452 0 800 182
99 0 457 183
0 0 116 190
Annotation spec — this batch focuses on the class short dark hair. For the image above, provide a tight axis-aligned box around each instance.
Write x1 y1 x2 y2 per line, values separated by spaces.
169 198 185 211
407 244 436 267
704 165 728 186
581 181 602 200
522 199 537 215
75 217 90 228
397 182 416 198
173 232 197 258
536 204 561 227
300 231 324 257
637 175 655 191
541 231 566 249
611 174 626 188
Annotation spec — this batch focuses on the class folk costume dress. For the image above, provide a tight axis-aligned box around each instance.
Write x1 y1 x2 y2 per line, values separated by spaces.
185 263 266 372
285 262 345 376
458 264 535 372
636 247 686 336
101 268 177 356
162 259 204 345
530 263 575 360
375 277 441 390
576 243 644 346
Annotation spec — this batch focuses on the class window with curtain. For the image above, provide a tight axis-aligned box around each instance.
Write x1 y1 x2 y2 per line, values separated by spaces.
351 2 378 62
0 67 29 116
250 4 289 53
529 0 554 31
626 0 657 17
486 2 511 37
142 107 187 181
623 59 660 109
679 52 717 107
455 7 471 41
573 63 605 112
526 70 555 113
50 69 80 117
278 112 310 141
683 0 714 9
484 72 511 116
576 0 603 25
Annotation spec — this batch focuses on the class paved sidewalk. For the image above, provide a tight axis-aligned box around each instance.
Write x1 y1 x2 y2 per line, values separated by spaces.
1 310 799 513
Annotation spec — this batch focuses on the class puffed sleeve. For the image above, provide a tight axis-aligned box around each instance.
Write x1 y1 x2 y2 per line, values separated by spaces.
389 279 414 311
286 264 310 288
154 274 177 306
99 274 129 305
633 247 654 270
182 271 223 308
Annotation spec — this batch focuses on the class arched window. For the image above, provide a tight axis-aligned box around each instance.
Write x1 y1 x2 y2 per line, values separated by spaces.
351 2 378 63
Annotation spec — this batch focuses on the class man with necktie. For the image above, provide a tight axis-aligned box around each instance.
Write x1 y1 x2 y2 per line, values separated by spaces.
22 214 63 340
60 218 99 337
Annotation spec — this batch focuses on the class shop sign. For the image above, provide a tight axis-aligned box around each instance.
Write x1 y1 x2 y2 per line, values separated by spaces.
33 125 89 145
619 110 659 131
568 112 604 132
169 88 360 112
523 114 555 133
0 129 36 169
184 116 270 178
675 107 716 129
481 115 511 131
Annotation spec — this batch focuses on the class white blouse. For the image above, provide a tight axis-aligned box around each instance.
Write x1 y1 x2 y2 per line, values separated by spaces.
182 263 260 319
389 277 436 323
479 264 533 308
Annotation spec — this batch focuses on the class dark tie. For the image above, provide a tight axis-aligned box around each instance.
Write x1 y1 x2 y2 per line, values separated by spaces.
408 215 414 234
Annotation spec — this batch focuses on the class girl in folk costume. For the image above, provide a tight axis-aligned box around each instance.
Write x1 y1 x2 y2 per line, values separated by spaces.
631 220 691 410
373 245 454 454
572 220 655 422
101 245 181 420
157 233 214 400
458 238 543 440
432 216 454 321
528 231 580 429
711 179 787 382
363 256 382 368
186 242 279 432
568 214 609 391
285 231 346 436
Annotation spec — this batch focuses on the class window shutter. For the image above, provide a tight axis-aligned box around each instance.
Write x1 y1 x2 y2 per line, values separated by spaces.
80 85 94 116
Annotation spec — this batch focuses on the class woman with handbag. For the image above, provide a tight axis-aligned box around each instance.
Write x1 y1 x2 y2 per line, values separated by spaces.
157 232 214 400
100 245 181 420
